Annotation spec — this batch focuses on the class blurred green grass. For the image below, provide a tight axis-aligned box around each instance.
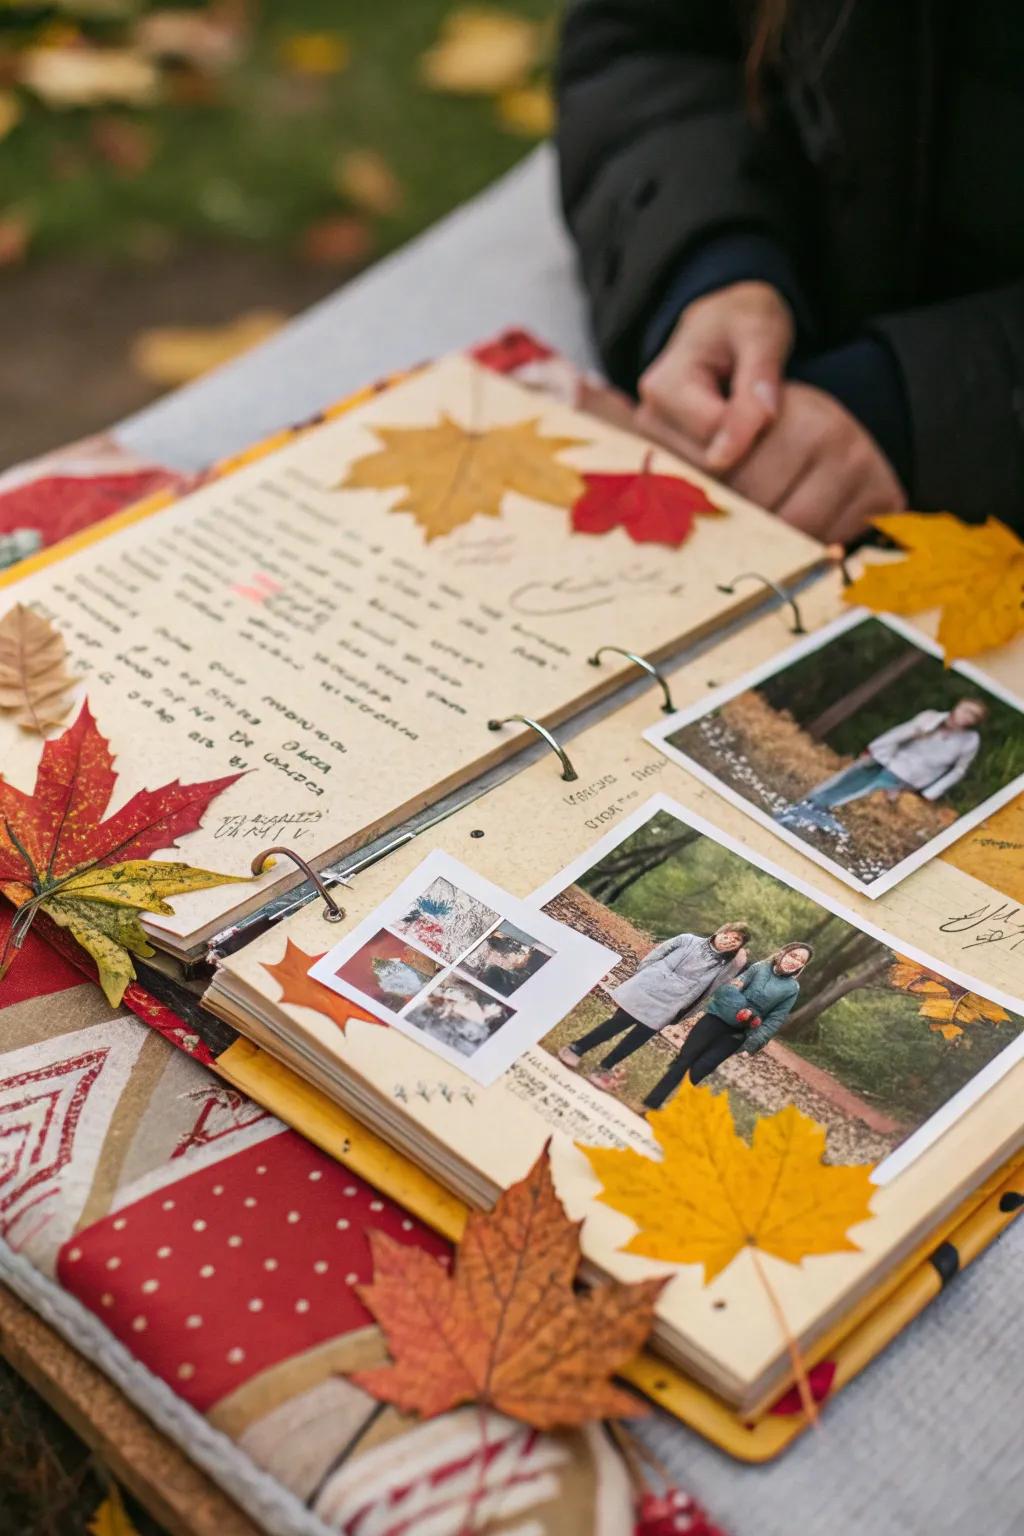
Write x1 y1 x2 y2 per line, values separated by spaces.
0 0 555 261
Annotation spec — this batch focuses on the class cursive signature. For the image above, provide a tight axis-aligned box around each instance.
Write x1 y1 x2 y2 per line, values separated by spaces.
940 902 1024 952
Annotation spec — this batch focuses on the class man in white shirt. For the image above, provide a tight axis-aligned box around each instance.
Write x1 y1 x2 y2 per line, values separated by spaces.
777 698 987 829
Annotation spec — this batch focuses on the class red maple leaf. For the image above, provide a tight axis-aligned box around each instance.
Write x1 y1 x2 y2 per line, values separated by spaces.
572 451 723 547
0 702 240 893
0 703 244 1002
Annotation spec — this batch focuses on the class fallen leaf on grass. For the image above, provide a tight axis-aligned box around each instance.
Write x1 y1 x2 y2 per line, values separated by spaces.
844 513 1024 661
352 1148 663 1429
420 8 543 95
299 213 375 269
135 7 247 73
0 211 31 267
334 148 403 216
263 937 383 1032
0 89 22 142
572 450 724 547
0 702 247 1004
130 309 286 386
90 114 154 176
20 47 160 109
340 415 587 540
0 604 77 734
88 1484 140 1536
584 1082 875 1280
278 31 350 77
496 81 554 137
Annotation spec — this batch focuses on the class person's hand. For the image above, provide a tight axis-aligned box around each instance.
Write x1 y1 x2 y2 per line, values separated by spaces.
636 281 794 472
724 381 907 543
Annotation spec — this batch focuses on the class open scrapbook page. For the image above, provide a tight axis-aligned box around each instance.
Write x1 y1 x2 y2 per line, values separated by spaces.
0 351 822 958
207 576 1024 1410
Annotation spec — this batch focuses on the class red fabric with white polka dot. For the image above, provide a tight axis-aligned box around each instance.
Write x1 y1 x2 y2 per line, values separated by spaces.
57 1129 450 1411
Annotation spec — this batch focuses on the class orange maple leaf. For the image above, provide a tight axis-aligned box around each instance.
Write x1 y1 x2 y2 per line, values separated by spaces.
351 1150 663 1430
890 955 1010 1038
262 938 382 1032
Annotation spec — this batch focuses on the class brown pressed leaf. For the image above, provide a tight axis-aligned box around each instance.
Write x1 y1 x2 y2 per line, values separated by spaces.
0 604 77 734
262 937 384 1032
352 1149 663 1430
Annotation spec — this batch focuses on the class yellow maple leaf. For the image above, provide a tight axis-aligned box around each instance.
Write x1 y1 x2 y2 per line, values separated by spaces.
584 1083 875 1282
844 513 1024 661
339 415 587 540
942 794 1024 904
88 1485 140 1536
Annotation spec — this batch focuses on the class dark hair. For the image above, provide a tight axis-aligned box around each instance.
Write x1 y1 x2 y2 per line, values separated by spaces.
771 940 814 972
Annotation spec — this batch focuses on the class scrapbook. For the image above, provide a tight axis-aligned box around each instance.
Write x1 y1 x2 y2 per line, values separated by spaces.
3 332 1024 1487
0 351 822 960
204 573 1024 1414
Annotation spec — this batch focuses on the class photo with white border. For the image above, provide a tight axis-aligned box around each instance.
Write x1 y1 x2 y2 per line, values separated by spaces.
530 792 1024 1183
643 609 1024 898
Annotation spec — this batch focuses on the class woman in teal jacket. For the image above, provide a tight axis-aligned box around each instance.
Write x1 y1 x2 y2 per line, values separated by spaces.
643 942 813 1111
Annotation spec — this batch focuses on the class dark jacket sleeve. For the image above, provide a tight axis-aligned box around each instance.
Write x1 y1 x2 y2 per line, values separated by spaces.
556 0 814 389
871 284 1024 527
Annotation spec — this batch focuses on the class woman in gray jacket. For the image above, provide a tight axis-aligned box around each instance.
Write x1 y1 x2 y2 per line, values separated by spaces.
558 922 750 1075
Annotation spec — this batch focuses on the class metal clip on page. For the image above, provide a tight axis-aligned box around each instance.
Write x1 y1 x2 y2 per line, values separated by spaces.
251 846 346 923
487 714 579 783
715 571 806 634
588 645 676 715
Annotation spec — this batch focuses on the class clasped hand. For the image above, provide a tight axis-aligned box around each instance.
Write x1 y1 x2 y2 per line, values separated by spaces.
635 282 906 544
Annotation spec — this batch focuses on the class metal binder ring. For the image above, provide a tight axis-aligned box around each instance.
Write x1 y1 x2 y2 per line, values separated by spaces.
715 571 806 634
487 715 579 782
588 645 676 714
251 846 346 922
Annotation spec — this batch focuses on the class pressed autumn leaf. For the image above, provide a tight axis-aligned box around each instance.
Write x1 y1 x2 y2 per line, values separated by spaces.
889 955 1010 1039
87 1484 140 1536
0 603 77 734
263 937 383 1032
572 451 725 547
130 309 286 387
845 513 1024 661
584 1082 875 1282
420 8 542 94
352 1149 663 1430
340 415 587 541
0 702 247 1004
334 148 403 216
942 794 1024 903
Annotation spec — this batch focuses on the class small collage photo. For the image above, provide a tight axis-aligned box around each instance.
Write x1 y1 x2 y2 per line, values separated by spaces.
308 850 616 1085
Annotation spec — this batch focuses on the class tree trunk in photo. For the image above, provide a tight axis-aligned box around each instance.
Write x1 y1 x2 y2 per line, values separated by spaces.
587 829 700 905
806 649 929 741
784 952 891 1045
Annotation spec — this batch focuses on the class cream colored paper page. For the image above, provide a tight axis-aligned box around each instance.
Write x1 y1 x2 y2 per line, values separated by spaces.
0 354 821 945
215 571 1024 1399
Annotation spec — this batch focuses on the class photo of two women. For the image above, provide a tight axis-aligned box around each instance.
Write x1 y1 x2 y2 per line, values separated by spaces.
540 804 1024 1165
